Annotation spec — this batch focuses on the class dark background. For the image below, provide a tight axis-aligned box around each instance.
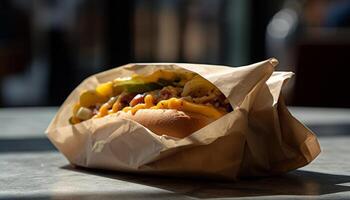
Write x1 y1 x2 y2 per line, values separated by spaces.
0 0 349 107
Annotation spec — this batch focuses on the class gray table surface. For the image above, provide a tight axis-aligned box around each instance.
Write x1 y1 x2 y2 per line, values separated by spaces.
1 107 350 200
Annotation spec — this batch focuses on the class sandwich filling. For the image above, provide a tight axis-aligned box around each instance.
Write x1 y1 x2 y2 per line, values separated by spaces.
70 69 233 124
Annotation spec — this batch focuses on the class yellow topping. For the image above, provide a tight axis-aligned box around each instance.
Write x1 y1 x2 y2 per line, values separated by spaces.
72 103 81 116
131 104 147 114
122 95 154 114
79 90 107 107
144 95 154 106
112 99 121 113
122 106 132 112
127 69 195 86
132 70 177 83
70 116 81 124
96 81 113 97
118 95 224 119
151 98 224 119
97 103 109 117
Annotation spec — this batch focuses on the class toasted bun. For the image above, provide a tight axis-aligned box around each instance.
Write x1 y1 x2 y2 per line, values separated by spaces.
116 109 215 138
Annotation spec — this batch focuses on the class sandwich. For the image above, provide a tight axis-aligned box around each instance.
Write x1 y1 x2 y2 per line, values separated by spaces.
70 69 233 138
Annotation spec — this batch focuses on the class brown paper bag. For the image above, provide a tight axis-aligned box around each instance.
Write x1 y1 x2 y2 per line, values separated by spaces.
46 58 320 180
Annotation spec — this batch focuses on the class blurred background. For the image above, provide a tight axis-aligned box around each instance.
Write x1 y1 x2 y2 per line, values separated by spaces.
0 0 349 107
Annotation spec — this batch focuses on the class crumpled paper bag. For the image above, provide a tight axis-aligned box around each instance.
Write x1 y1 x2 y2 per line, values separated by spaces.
46 58 321 180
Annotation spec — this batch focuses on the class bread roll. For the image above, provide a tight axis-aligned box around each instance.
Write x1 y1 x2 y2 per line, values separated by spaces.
117 109 215 138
